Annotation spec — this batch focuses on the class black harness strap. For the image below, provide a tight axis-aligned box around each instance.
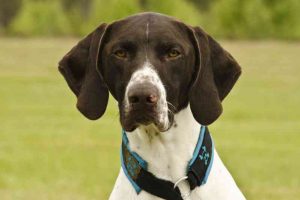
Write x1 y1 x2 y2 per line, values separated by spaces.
136 168 183 200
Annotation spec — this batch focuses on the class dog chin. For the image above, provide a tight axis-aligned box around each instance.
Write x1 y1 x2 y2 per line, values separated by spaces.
121 105 172 132
122 118 171 133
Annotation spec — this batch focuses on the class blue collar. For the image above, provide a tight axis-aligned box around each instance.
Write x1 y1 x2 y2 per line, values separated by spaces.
121 126 214 195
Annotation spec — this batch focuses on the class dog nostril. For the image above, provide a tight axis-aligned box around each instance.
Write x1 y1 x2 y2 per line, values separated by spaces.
146 94 158 104
129 95 139 104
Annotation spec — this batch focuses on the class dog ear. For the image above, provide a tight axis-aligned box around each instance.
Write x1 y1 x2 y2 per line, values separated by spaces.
58 23 109 120
189 26 241 125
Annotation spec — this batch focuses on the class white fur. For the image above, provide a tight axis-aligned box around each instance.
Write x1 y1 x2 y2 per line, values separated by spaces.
124 62 169 130
109 106 246 200
109 62 246 200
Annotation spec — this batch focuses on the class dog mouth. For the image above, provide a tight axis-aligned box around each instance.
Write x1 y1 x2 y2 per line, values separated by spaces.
120 105 172 132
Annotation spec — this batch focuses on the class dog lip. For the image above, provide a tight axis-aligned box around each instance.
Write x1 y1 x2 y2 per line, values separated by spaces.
122 118 171 133
124 125 137 132
134 115 156 126
122 111 169 132
123 123 168 133
155 119 173 132
121 112 155 132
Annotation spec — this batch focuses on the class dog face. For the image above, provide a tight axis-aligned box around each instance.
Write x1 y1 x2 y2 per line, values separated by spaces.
58 13 241 132
99 15 197 131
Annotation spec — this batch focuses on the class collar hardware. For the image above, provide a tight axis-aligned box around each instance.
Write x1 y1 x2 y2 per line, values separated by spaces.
173 176 188 189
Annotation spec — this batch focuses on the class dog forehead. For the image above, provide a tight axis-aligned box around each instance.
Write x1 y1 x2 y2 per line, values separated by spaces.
107 13 186 42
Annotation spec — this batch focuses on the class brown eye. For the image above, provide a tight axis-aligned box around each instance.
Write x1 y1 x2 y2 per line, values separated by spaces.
114 49 127 59
167 49 181 58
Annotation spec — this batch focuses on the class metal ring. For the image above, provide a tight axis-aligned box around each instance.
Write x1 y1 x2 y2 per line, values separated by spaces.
174 176 191 199
174 176 188 189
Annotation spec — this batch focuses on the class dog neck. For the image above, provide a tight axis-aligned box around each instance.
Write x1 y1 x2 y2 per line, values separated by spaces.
124 106 246 200
126 105 200 196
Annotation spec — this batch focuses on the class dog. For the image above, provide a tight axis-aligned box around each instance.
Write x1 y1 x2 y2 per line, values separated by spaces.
58 12 246 200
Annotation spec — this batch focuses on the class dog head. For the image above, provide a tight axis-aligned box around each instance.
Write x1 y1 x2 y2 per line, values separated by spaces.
58 12 241 132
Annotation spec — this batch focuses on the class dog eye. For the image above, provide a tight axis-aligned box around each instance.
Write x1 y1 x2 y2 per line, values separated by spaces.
114 49 127 59
167 49 181 58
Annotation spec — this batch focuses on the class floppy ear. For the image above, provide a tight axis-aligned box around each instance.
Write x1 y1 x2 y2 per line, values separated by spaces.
189 26 241 125
58 23 109 120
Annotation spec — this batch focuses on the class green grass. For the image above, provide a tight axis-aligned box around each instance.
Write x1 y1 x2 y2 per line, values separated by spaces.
0 38 299 200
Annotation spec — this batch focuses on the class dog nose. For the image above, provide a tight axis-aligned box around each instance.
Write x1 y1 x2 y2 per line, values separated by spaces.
128 84 159 105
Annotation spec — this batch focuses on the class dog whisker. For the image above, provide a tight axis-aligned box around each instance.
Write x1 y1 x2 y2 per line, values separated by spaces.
167 101 176 112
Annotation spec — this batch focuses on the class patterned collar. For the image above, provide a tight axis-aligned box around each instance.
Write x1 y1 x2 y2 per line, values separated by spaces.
121 126 214 199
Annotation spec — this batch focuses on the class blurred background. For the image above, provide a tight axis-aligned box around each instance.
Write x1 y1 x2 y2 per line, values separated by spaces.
1 0 300 38
0 0 299 199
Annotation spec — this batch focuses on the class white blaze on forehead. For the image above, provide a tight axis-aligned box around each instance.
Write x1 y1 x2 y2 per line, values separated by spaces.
127 62 160 86
124 62 169 130
145 22 149 60
146 22 149 41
